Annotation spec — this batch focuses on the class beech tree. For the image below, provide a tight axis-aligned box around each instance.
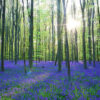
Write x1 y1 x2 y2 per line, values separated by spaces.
1 0 6 71
80 0 87 69
87 0 92 64
11 0 14 61
51 0 55 61
62 0 70 80
57 0 62 72
91 0 95 67
29 0 34 70
96 0 100 61
15 0 18 64
22 0 26 73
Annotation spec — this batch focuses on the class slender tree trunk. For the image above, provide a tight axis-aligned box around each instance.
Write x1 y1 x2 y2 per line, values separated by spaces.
9 23 11 60
75 29 78 62
87 2 92 64
92 0 95 67
22 0 26 73
11 0 14 61
5 26 8 60
37 0 41 62
1 0 6 71
71 31 73 63
44 25 47 62
97 0 100 61
55 19 63 66
57 0 62 72
29 0 34 70
15 0 18 64
48 27 51 61
51 0 55 61
82 13 87 69
80 0 87 69
17 26 20 60
36 29 38 65
62 0 70 80
55 47 58 66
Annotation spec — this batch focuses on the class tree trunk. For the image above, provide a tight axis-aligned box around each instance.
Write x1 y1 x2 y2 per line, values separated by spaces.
57 0 62 72
92 0 95 67
75 29 78 62
17 26 20 60
71 31 73 63
29 0 34 70
87 2 92 64
62 0 70 80
82 13 87 69
22 0 26 73
15 0 18 64
80 0 87 69
51 0 55 61
48 27 51 61
96 0 100 61
11 0 14 61
37 0 41 62
1 0 6 71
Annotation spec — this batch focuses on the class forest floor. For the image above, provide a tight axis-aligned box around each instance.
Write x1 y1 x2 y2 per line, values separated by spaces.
0 61 100 100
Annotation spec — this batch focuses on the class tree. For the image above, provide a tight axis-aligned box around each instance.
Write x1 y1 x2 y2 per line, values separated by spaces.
71 1 78 62
15 0 18 64
87 0 92 64
51 0 55 61
62 0 71 80
17 9 21 60
57 0 62 72
48 27 51 61
29 0 34 70
8 11 11 60
22 0 26 73
70 31 74 62
1 0 6 71
5 24 9 59
11 0 14 61
96 0 100 61
37 0 41 62
91 0 95 67
75 29 78 62
80 0 87 69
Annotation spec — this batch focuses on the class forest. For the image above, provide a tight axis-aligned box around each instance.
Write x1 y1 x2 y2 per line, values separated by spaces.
0 0 100 99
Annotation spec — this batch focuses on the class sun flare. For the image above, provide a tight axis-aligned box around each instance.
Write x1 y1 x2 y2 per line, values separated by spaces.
67 18 81 31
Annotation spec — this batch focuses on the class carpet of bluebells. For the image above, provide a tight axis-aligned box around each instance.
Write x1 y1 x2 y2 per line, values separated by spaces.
0 61 100 100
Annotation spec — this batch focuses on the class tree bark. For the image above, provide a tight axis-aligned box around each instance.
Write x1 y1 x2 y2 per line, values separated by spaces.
57 0 62 72
22 0 26 73
1 0 6 71
11 0 14 61
15 0 18 64
87 1 92 64
80 0 87 69
62 0 70 80
51 0 55 61
92 0 95 67
29 0 34 70
75 29 78 62
96 0 100 61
